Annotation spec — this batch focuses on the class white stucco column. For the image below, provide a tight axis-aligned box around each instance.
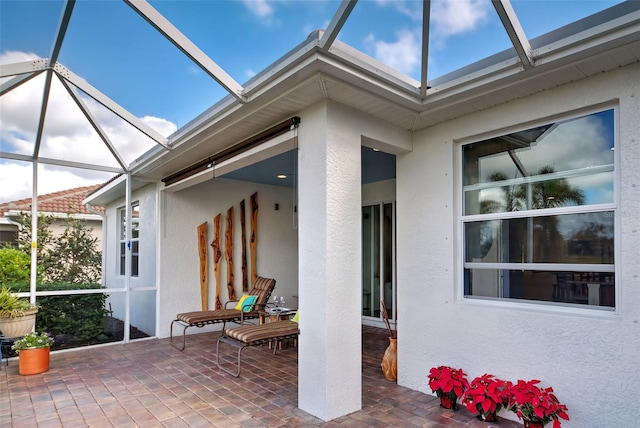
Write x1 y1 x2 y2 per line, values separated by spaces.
297 102 362 421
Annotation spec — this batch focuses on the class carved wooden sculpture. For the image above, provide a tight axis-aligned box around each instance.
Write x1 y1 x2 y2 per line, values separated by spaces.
225 206 236 301
211 213 223 310
250 192 258 285
240 199 248 292
197 222 208 310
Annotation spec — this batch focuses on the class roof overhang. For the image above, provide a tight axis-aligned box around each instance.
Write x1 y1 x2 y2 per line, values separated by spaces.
127 1 639 184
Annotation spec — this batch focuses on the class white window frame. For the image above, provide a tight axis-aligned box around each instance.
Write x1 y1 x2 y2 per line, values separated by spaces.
457 106 618 313
119 202 139 277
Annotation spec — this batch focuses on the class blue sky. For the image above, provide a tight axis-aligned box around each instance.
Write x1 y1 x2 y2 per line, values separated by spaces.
0 0 623 203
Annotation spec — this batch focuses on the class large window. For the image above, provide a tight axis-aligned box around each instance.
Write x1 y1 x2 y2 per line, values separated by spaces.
461 109 615 309
119 203 139 276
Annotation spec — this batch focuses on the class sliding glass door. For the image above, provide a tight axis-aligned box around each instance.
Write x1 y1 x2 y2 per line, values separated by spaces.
362 203 395 323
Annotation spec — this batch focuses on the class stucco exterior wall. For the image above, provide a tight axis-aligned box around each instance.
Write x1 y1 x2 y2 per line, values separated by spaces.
102 183 158 335
397 62 640 427
157 177 299 338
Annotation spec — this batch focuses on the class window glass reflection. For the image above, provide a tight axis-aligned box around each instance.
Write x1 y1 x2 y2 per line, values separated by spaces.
465 212 614 264
463 110 614 215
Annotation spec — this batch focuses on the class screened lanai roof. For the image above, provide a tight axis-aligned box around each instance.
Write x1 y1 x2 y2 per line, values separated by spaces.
1 0 639 204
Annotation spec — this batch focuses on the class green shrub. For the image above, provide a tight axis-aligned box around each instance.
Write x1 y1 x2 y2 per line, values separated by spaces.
35 282 109 343
0 247 30 284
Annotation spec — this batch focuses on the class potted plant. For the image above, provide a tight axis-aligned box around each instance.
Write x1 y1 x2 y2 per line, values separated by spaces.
462 373 511 422
12 331 54 375
505 379 570 428
0 285 39 338
428 365 469 409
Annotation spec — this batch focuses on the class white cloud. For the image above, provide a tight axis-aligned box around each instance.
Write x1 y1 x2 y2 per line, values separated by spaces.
364 29 421 75
375 0 422 21
431 0 490 39
0 51 177 203
241 0 281 26
0 50 40 64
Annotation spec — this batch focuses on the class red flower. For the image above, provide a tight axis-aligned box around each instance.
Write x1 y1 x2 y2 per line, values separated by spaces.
427 366 469 399
462 374 511 417
506 379 570 427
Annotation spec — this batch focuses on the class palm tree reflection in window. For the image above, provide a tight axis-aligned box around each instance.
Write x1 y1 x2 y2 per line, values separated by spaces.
479 166 585 263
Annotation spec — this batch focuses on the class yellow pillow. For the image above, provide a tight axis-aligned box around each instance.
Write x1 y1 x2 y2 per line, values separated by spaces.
235 294 257 312
292 310 299 323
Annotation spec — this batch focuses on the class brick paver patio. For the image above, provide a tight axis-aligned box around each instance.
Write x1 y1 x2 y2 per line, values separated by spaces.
1 326 522 427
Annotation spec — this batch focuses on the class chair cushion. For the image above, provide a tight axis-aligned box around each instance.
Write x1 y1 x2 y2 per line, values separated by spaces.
247 276 276 308
235 295 257 312
177 309 240 324
225 320 299 344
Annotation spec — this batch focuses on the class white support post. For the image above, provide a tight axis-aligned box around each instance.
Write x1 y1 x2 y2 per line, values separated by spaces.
297 102 362 421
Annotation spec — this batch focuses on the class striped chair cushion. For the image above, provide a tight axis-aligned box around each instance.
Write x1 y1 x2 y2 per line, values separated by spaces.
225 320 299 344
177 309 240 324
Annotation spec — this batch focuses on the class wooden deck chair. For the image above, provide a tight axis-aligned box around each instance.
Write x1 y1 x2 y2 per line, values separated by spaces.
216 310 299 377
170 276 276 350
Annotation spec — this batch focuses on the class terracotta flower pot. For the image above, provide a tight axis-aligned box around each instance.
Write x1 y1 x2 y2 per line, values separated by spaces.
19 346 50 375
381 337 397 382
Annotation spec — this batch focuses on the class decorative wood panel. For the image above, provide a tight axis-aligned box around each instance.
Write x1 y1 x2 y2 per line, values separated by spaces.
250 192 258 285
211 213 223 310
197 222 208 311
240 199 248 292
225 206 236 301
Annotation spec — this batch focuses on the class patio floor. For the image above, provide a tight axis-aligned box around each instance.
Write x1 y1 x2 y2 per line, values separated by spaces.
1 326 522 427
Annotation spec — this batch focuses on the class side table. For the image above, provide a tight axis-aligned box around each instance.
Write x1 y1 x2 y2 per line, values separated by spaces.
259 307 292 324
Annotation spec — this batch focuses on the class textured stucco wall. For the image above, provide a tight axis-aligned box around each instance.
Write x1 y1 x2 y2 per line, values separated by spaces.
397 62 640 427
157 177 299 338
103 183 158 335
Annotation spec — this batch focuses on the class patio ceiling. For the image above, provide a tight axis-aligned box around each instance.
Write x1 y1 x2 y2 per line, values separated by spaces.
1 1 639 191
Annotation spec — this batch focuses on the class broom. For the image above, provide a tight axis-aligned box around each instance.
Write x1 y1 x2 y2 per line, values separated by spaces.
380 300 395 339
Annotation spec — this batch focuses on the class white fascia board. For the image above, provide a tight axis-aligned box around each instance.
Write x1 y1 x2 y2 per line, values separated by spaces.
426 56 522 98
124 0 244 102
326 40 421 92
532 11 640 62
82 174 127 206
0 58 49 78
53 63 169 148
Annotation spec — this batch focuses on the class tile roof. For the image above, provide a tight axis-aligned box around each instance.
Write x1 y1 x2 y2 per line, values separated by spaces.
0 185 104 218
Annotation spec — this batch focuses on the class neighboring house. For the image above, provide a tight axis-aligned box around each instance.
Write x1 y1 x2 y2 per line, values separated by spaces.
82 3 639 428
0 185 104 248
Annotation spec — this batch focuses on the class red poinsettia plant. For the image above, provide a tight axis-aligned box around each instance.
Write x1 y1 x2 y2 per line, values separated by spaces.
505 379 570 428
428 365 469 403
462 373 511 421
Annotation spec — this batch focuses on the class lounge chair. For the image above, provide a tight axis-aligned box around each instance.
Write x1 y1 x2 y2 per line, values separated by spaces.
170 276 276 350
216 311 299 377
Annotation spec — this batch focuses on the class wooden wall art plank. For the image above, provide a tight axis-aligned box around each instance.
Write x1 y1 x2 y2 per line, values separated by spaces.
211 213 223 310
197 222 208 311
240 199 248 292
225 206 236 301
250 192 258 285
